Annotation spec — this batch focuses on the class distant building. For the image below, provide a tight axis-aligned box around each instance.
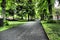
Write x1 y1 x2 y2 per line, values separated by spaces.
53 0 60 20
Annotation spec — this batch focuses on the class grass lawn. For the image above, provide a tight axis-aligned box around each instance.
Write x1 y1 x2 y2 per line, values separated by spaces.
0 21 26 32
41 21 60 40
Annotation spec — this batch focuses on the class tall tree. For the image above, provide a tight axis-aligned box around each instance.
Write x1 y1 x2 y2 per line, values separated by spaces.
27 0 35 21
47 0 53 20
1 0 6 25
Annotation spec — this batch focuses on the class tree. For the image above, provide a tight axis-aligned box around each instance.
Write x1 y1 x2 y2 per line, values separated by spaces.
1 0 7 26
40 9 47 20
47 0 53 20
58 0 60 4
34 0 48 20
8 9 15 20
26 0 35 21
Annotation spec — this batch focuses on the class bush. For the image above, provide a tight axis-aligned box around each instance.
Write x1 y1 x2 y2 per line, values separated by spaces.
4 20 9 26
56 20 60 23
47 20 57 23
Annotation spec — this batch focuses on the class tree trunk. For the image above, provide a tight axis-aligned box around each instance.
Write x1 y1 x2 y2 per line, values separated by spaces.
1 0 8 26
2 8 6 26
2 8 6 21
57 15 59 20
28 14 29 21
40 13 44 20
47 0 53 20
13 15 15 20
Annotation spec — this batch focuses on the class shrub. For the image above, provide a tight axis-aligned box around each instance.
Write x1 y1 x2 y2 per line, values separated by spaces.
47 20 57 23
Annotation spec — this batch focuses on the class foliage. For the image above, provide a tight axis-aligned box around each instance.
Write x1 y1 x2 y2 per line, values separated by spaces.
0 0 56 20
0 0 58 24
42 21 60 40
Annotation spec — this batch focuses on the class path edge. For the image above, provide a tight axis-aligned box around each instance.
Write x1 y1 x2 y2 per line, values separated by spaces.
40 22 49 40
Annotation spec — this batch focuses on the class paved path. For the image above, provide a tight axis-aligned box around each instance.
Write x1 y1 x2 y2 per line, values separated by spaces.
0 21 48 40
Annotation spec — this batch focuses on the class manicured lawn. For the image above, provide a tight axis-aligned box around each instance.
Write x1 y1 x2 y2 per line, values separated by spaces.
0 21 26 31
41 21 60 40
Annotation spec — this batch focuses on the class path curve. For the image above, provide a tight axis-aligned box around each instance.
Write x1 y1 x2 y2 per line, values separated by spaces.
0 21 48 40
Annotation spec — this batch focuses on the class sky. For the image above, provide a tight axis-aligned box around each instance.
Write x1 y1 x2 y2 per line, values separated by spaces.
54 0 60 8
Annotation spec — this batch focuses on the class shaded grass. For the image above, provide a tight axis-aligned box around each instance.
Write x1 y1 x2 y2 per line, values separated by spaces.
41 21 60 40
0 21 26 31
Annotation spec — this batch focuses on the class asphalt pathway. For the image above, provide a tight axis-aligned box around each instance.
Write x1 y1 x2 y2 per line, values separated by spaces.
0 21 48 40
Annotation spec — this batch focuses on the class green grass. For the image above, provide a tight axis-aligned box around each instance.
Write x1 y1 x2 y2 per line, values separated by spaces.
41 21 60 40
0 21 26 31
